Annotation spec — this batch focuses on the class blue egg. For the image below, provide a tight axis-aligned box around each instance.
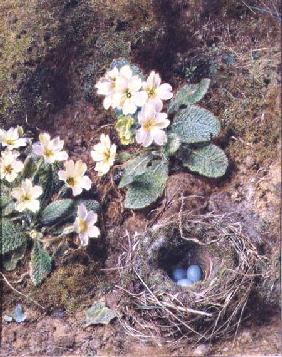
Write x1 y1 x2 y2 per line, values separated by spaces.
177 278 193 287
172 268 187 281
186 265 202 283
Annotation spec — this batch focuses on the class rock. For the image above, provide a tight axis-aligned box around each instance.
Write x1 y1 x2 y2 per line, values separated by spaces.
192 344 210 356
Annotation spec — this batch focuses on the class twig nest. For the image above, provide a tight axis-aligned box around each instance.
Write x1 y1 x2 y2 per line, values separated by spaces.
121 212 263 342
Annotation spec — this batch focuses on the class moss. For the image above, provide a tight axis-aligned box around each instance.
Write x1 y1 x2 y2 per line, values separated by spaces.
29 262 101 314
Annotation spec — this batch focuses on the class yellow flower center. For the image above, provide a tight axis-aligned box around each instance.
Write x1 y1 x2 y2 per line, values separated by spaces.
66 177 75 187
5 139 15 146
125 89 132 98
103 149 111 162
4 165 13 175
143 118 156 132
147 88 156 98
43 147 54 158
22 194 31 202
78 218 88 234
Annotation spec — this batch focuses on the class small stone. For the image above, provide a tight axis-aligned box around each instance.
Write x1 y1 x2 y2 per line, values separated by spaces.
193 344 210 356
177 278 193 287
172 268 187 281
187 265 202 283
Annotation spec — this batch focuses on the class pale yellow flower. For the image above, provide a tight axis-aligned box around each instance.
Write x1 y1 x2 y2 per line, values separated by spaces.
0 149 24 182
73 204 100 246
12 179 43 213
136 103 170 147
95 67 120 110
32 133 68 163
91 134 116 176
0 126 27 150
58 160 91 196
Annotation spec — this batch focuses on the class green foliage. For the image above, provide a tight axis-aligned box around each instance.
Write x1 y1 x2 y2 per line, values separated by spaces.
168 79 210 114
40 199 74 226
30 241 52 286
119 153 153 189
163 133 181 157
3 241 27 271
36 164 55 208
22 156 38 178
2 219 27 255
170 105 220 144
124 160 168 209
181 144 228 178
85 302 118 326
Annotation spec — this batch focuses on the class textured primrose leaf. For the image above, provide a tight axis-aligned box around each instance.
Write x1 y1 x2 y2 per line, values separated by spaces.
3 241 27 271
163 133 181 157
170 105 220 144
2 219 27 255
0 182 11 208
118 153 153 189
30 241 52 286
40 199 74 226
168 79 210 114
37 165 55 208
22 156 38 178
181 144 228 178
124 160 168 209
85 302 117 326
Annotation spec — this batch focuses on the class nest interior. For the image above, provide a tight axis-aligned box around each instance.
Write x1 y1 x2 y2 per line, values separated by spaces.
121 213 263 343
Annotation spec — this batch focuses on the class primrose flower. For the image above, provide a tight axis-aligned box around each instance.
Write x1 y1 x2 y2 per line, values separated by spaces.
32 133 68 164
11 179 43 213
136 103 170 147
58 160 92 196
0 149 24 182
0 126 27 150
73 203 100 246
91 134 116 176
141 71 173 107
113 65 147 115
95 67 120 110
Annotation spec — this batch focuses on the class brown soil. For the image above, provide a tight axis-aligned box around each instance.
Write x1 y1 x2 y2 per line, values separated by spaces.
1 1 281 356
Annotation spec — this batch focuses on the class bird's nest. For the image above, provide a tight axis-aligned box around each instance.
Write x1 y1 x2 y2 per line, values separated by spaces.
116 211 264 343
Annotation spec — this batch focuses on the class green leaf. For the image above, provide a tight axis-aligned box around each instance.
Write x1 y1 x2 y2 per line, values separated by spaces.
170 105 220 144
2 219 27 255
37 165 54 208
163 133 181 157
30 241 52 286
3 241 27 271
85 302 117 326
181 144 228 178
22 156 38 178
168 79 210 113
124 160 168 209
0 182 11 208
119 153 153 189
40 199 74 226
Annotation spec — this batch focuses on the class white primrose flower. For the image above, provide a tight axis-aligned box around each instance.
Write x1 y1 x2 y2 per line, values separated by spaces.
90 134 116 176
73 203 100 246
136 103 170 147
11 178 43 213
95 67 120 110
0 126 27 150
142 71 173 107
58 160 92 196
32 133 68 164
113 65 147 115
0 149 24 183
